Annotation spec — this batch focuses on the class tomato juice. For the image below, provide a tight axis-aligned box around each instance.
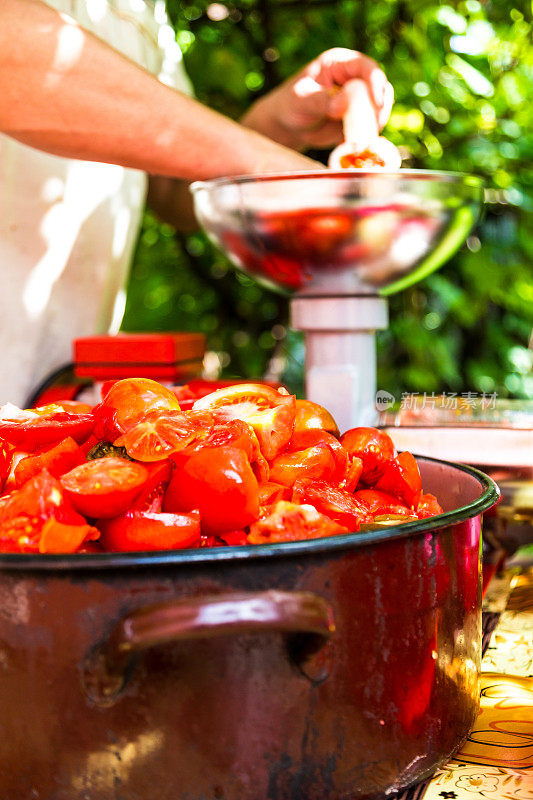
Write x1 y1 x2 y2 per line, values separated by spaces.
218 205 436 290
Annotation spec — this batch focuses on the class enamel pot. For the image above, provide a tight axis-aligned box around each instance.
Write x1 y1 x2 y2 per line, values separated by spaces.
0 457 498 800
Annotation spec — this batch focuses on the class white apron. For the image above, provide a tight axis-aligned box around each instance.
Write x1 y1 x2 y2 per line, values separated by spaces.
0 0 192 405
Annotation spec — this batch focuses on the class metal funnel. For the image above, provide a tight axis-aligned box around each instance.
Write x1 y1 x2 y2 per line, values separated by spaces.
191 170 483 431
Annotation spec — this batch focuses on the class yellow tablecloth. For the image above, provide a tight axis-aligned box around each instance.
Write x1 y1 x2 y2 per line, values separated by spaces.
418 567 533 800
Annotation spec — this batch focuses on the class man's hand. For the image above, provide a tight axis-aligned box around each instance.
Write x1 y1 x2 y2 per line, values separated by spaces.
241 48 394 151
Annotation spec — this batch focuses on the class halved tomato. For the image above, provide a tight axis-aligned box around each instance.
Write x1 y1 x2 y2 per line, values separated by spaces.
293 399 339 437
248 501 348 544
114 409 213 462
99 378 181 432
164 445 259 535
0 412 95 450
375 452 422 508
98 509 200 552
60 457 148 519
340 427 395 483
292 479 372 531
14 437 85 488
172 380 283 411
193 384 296 461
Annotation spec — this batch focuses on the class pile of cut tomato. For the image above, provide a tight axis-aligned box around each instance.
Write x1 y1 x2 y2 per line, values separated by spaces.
0 379 442 554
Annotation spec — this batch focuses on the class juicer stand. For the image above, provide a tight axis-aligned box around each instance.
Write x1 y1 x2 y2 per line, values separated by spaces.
291 296 389 433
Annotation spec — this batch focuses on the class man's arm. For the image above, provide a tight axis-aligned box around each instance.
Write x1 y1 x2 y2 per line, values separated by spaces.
0 0 316 179
147 48 395 231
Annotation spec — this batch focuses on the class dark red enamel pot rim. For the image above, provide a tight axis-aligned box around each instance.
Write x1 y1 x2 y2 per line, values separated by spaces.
0 456 499 572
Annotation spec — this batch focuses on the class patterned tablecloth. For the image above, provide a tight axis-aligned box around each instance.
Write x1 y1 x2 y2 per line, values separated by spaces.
396 566 533 800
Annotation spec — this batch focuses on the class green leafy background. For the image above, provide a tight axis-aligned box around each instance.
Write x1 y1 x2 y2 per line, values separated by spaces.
122 0 533 401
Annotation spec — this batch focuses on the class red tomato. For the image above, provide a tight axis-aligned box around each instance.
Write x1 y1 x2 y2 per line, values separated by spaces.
375 451 422 508
130 461 173 513
193 384 296 461
353 489 412 517
340 427 395 483
91 403 123 442
184 418 269 482
33 400 93 415
269 444 338 488
258 481 290 506
293 399 339 437
39 518 99 554
172 380 284 411
184 417 254 459
60 457 148 519
288 430 348 483
217 529 249 546
0 443 10 493
416 493 443 519
291 479 372 531
341 457 363 492
248 501 348 544
114 409 212 462
0 412 95 450
164 445 259 535
295 212 354 255
98 510 200 552
0 470 86 553
14 437 85 488
99 378 181 432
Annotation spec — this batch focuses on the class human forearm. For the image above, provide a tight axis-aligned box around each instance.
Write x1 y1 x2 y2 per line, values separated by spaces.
0 0 316 179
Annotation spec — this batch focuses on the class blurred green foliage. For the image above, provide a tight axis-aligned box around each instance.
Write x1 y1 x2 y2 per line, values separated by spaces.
122 0 532 399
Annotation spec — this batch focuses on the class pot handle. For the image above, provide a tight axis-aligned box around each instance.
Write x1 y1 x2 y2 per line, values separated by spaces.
83 590 335 705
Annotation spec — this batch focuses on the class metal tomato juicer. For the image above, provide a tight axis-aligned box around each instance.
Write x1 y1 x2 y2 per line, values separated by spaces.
191 170 483 432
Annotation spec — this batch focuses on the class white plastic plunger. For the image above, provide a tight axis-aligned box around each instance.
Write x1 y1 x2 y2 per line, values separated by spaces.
191 171 483 430
291 296 388 430
328 79 402 171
